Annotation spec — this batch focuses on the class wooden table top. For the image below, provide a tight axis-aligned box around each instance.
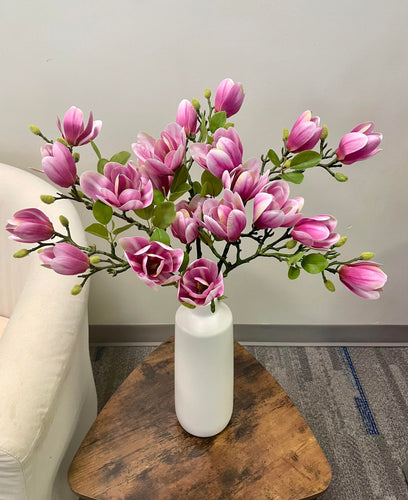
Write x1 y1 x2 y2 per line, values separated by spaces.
69 337 331 500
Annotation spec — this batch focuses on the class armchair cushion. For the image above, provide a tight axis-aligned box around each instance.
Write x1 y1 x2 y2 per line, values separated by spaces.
0 163 97 500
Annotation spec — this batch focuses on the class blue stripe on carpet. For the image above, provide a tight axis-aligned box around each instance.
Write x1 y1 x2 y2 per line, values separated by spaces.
342 347 379 435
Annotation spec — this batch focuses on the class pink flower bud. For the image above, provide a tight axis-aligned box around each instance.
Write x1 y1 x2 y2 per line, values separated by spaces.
176 99 198 136
178 258 224 307
57 106 102 147
190 127 243 178
286 110 323 153
336 122 382 165
131 123 186 194
119 236 184 289
222 158 269 204
41 141 77 188
339 261 387 299
80 162 153 211
214 78 245 118
253 181 303 229
6 208 54 243
39 243 89 275
291 215 340 250
200 190 246 242
171 197 202 245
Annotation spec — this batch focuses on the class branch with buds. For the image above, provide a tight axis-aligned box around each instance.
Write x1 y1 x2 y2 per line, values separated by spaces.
7 78 387 309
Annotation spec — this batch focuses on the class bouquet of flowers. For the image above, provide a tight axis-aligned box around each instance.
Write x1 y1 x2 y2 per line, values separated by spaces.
7 78 387 309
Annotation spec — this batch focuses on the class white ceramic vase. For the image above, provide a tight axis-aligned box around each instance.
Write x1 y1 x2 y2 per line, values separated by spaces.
174 301 234 437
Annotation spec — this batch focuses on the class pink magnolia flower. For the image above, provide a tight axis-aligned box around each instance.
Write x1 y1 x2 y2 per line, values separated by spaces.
176 99 198 136
39 243 89 275
339 261 387 300
171 196 203 245
7 208 54 243
291 215 340 250
57 106 102 147
201 190 246 242
41 141 77 188
132 123 186 193
119 236 184 289
190 127 243 178
253 181 304 229
286 110 323 153
336 122 382 165
214 78 245 118
178 258 224 306
80 162 153 211
222 158 269 203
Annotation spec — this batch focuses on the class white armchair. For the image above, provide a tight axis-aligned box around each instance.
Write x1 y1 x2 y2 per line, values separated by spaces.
0 163 97 500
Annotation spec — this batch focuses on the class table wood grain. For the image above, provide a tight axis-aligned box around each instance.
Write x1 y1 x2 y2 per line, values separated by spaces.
69 337 331 500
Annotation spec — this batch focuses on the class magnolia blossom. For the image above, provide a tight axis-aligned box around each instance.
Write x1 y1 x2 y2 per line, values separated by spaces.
171 196 203 245
201 190 246 242
178 258 224 306
253 181 304 229
41 141 77 188
39 243 89 275
119 236 183 289
57 106 102 147
80 162 153 211
214 78 245 118
132 123 186 193
190 127 243 178
291 215 340 250
286 110 323 153
336 122 382 165
339 261 387 299
7 208 54 243
222 158 269 203
176 99 198 136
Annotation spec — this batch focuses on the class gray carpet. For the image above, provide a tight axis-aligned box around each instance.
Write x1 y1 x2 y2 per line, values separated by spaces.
90 344 408 500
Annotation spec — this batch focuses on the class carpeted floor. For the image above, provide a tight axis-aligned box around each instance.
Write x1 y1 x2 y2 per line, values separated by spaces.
90 344 408 500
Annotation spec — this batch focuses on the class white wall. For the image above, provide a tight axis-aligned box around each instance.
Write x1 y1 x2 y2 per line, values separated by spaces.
0 0 407 325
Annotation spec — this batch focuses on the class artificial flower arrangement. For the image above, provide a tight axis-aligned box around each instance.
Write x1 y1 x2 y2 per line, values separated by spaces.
7 78 387 308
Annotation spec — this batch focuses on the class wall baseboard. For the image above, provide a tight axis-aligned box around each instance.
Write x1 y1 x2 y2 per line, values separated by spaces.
90 324 408 345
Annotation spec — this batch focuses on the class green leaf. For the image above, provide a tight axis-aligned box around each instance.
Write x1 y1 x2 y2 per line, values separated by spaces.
93 200 113 224
267 149 281 168
85 223 110 241
170 165 189 192
198 230 213 246
199 119 208 142
150 228 170 246
281 172 304 184
169 182 191 201
288 266 300 280
113 223 135 235
181 301 196 309
153 189 165 205
209 111 227 133
290 151 322 170
179 251 190 273
193 181 202 195
97 158 109 174
200 170 222 197
151 201 176 229
301 253 329 274
90 140 102 159
287 251 306 266
110 151 131 165
134 205 154 220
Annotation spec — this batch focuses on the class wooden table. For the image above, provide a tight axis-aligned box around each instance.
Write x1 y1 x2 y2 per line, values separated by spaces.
69 337 331 500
